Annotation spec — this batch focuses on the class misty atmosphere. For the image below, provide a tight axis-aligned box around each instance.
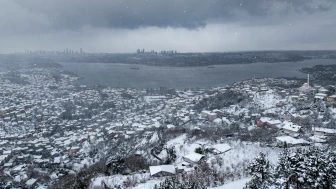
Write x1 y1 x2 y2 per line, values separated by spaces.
1 0 336 189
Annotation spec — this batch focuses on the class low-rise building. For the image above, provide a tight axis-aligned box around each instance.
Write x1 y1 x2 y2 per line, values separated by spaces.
182 153 205 165
282 123 301 135
149 165 176 177
276 136 309 147
327 95 336 102
313 127 336 136
210 144 231 154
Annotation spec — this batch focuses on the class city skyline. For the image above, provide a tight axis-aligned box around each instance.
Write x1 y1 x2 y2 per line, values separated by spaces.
10 48 336 55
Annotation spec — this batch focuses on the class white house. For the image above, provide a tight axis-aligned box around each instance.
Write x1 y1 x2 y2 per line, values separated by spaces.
309 136 327 143
312 127 336 136
149 165 176 177
26 178 37 188
267 120 282 129
282 122 301 135
183 153 205 165
314 93 327 100
276 136 309 147
211 144 231 154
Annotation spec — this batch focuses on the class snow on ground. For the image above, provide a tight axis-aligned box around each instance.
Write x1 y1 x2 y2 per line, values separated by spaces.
225 105 248 116
164 134 282 179
144 96 166 103
149 132 159 143
90 173 152 188
221 117 232 125
253 90 281 109
164 134 281 169
206 140 281 180
90 135 283 189
209 178 251 189
165 134 213 163
132 179 164 189
223 141 280 164
36 185 48 189
263 107 282 114
163 134 190 162
331 108 336 119
72 157 91 171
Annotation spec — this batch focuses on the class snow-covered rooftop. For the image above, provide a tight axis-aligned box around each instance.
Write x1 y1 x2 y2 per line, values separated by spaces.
26 178 37 186
149 165 176 176
276 136 309 145
313 127 336 134
183 153 205 163
282 122 301 132
212 144 231 153
309 136 327 143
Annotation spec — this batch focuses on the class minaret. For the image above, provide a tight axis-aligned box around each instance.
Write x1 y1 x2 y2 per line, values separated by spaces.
307 74 310 86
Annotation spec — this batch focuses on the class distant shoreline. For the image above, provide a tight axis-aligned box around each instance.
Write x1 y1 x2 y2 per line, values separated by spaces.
58 59 308 68
3 51 336 67
57 58 336 68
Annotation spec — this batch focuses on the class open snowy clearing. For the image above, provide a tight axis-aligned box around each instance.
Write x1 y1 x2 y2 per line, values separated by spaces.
209 178 251 189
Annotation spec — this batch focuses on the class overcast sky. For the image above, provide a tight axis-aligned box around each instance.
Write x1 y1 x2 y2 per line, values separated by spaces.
0 0 335 53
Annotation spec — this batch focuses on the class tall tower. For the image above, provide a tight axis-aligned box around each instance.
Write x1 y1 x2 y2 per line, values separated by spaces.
307 74 310 86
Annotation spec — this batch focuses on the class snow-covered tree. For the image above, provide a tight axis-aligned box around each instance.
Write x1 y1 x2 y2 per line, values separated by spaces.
286 148 306 188
271 147 336 189
155 176 202 189
325 150 336 188
105 155 125 175
303 148 335 188
273 149 293 189
246 152 271 188
165 146 177 164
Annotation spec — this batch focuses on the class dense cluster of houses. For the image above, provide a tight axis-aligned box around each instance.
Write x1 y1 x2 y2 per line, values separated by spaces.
1 66 336 188
237 77 336 147
0 67 234 187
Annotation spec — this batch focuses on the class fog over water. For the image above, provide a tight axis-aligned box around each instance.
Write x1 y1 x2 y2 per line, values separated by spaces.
60 59 335 89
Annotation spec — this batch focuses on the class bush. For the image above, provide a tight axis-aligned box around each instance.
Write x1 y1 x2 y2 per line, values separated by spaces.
195 147 204 154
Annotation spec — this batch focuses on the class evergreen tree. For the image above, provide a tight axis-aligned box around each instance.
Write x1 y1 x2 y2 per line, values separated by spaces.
195 147 204 154
304 147 333 188
326 150 336 188
165 147 177 164
270 147 336 188
302 148 319 187
105 155 125 175
286 148 305 188
246 152 271 188
273 148 293 189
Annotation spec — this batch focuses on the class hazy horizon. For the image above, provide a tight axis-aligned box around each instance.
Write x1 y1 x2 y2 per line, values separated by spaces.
4 49 336 55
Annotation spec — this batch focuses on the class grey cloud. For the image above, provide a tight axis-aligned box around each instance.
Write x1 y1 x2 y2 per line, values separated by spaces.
1 0 336 53
7 0 335 32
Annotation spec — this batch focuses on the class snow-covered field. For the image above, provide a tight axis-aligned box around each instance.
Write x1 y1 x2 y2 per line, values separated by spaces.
209 178 251 189
90 173 155 188
252 90 282 109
